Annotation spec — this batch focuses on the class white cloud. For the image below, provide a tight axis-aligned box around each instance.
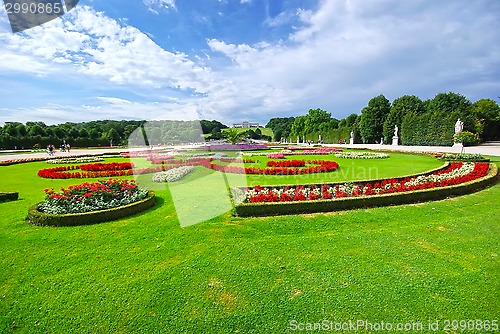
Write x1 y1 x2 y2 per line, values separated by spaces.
205 0 500 121
0 6 214 92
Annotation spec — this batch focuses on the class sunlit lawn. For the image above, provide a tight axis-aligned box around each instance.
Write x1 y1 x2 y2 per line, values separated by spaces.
0 153 498 333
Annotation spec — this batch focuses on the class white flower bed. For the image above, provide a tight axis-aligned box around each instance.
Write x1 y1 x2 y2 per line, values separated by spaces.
404 163 475 187
334 152 389 159
46 156 104 164
244 152 273 157
152 166 195 183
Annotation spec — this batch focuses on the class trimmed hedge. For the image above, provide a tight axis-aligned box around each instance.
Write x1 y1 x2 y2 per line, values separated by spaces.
27 191 156 227
235 164 498 217
0 192 19 202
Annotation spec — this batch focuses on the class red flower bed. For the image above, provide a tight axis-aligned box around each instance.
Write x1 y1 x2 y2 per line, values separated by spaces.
244 163 490 203
80 162 133 171
208 159 339 175
37 162 165 179
38 158 340 178
267 160 305 168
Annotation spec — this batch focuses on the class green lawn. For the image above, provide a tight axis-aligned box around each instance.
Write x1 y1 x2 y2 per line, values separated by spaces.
0 154 498 333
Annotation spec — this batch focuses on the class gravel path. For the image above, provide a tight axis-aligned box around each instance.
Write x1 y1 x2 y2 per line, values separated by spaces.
1 142 499 163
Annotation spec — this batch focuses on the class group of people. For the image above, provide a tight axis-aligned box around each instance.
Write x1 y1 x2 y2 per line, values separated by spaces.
47 143 70 156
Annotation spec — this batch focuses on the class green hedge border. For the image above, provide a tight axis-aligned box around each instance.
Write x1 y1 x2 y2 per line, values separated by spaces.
235 164 498 217
0 192 19 202
27 191 156 227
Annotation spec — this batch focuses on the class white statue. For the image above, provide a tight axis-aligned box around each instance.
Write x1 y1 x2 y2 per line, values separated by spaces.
455 118 464 134
350 130 354 139
394 124 399 137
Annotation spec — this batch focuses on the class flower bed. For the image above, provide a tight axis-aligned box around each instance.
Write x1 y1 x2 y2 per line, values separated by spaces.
219 158 255 163
267 153 285 159
46 157 104 164
234 163 498 217
266 160 305 168
37 162 165 179
283 148 342 155
39 179 149 214
205 159 339 175
141 157 339 175
80 162 133 171
334 152 389 159
242 162 487 203
27 190 156 227
245 152 275 157
438 153 489 162
152 166 194 182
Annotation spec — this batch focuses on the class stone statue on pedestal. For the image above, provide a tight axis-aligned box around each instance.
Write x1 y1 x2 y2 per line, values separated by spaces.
455 118 464 134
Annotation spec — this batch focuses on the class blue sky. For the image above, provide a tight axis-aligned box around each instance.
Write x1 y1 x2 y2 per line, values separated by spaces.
0 0 499 126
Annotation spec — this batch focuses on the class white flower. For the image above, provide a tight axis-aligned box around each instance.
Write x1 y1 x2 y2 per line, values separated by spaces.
152 166 195 183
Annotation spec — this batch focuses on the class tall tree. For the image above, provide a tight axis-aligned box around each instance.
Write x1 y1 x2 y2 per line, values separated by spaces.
291 116 307 140
383 95 425 142
105 128 121 146
472 99 500 141
223 128 247 145
266 117 294 141
359 95 390 143
304 108 331 133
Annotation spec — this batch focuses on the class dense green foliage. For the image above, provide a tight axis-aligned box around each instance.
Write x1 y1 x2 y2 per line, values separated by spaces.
0 120 230 149
265 117 295 141
0 120 144 149
359 95 391 143
286 92 499 146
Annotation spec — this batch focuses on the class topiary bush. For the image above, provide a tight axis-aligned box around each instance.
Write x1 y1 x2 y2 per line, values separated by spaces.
0 192 19 202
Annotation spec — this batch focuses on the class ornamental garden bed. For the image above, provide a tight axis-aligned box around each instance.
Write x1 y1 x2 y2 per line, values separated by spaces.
0 192 19 202
234 163 498 217
437 153 490 162
27 179 155 226
37 162 166 179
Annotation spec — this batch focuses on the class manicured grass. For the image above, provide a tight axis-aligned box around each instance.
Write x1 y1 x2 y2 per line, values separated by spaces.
0 155 498 333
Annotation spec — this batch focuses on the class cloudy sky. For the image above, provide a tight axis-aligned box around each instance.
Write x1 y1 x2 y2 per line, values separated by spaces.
0 0 499 126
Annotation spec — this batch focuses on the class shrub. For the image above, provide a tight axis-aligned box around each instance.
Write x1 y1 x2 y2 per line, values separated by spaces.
0 192 19 202
453 131 480 146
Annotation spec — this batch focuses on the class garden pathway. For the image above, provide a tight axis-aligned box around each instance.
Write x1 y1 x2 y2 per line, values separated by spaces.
0 142 499 162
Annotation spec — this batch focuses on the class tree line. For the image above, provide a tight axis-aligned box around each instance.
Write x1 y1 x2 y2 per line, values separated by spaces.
266 92 500 145
0 119 229 149
2 92 498 149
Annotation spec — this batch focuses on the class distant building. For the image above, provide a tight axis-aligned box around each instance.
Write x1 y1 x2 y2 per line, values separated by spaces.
232 121 260 128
